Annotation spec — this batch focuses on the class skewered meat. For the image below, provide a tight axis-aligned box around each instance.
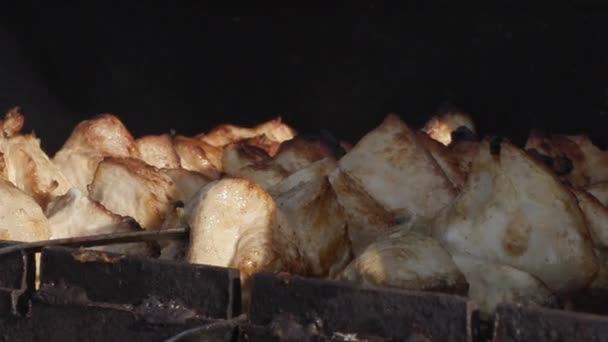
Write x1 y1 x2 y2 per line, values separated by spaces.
223 135 341 190
172 135 221 178
587 181 608 206
0 180 49 242
270 158 351 277
431 139 598 296
161 168 212 203
330 114 456 253
89 157 178 230
422 111 475 146
185 178 303 279
198 117 296 148
136 134 181 169
45 188 154 256
53 114 140 192
3 134 72 208
0 107 24 138
338 228 468 295
525 133 608 188
452 255 558 318
572 189 608 249
416 131 468 190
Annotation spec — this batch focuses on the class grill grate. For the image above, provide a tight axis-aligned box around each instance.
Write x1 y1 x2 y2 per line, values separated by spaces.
1 245 608 341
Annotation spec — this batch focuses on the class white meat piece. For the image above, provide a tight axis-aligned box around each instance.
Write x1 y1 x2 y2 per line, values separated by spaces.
198 117 296 148
136 134 180 169
53 114 140 192
587 182 608 206
172 135 221 178
270 158 351 277
3 134 72 208
0 180 49 242
572 189 608 249
0 107 25 138
431 139 598 295
185 178 303 281
452 255 557 318
89 157 177 230
337 113 456 221
45 188 154 256
161 168 212 203
338 228 468 294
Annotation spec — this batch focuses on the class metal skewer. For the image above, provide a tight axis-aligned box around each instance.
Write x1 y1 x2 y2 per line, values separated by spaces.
0 227 190 256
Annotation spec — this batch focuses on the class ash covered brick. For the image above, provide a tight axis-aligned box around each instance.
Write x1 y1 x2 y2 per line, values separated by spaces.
249 272 477 341
39 246 241 319
493 303 608 342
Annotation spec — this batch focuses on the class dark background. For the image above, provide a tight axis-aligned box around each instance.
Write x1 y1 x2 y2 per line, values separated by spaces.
0 3 607 153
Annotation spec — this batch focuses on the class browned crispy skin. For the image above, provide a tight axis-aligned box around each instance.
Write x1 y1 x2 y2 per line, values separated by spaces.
172 135 221 178
88 157 178 230
136 134 181 169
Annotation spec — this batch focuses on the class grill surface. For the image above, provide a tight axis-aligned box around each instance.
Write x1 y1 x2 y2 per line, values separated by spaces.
1 245 607 341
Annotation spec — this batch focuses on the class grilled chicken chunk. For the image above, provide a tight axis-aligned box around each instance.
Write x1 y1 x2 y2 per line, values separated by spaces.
172 135 221 178
45 188 154 256
0 108 25 138
526 133 608 188
452 255 557 317
136 134 181 169
338 228 467 295
416 131 468 190
53 114 140 192
329 114 456 253
89 157 177 230
161 168 212 203
572 189 608 249
587 182 608 206
223 135 341 190
422 111 475 146
0 180 49 242
270 158 351 277
185 178 303 284
198 117 296 148
3 134 72 208
432 139 597 296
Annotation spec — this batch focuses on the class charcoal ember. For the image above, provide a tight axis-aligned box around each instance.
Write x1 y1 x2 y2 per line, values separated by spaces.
0 303 212 342
493 303 608 342
249 272 476 341
39 246 241 319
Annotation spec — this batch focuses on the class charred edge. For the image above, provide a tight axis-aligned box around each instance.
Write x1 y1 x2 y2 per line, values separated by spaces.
450 126 478 144
490 137 502 156
526 148 554 168
174 200 185 209
319 129 347 159
553 156 574 176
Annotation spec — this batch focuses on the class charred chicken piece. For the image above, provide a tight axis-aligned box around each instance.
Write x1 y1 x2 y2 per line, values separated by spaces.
432 139 597 301
89 157 178 230
338 227 468 295
422 111 475 146
136 134 181 169
0 180 49 242
525 132 608 188
222 134 341 190
270 158 351 277
53 114 140 192
45 188 155 256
